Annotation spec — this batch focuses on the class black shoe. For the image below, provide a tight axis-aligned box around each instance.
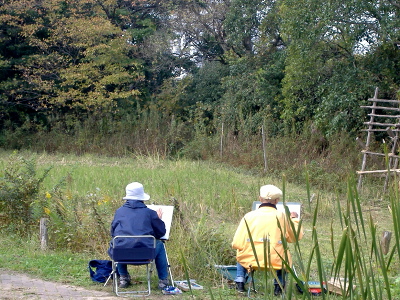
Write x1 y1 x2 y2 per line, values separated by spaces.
236 282 245 293
119 275 131 288
274 284 282 296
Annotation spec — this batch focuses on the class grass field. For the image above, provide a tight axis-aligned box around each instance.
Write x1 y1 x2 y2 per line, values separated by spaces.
1 150 399 299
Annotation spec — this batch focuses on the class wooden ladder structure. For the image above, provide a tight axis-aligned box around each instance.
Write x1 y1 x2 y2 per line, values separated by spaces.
357 87 400 192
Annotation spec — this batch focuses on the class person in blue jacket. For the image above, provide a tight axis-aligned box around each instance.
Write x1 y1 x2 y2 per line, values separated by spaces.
108 182 169 289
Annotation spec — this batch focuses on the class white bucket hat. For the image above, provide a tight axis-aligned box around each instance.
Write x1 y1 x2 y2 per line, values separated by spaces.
260 185 282 200
123 182 150 201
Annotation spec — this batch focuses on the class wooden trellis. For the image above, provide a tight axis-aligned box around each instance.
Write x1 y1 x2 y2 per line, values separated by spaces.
357 87 400 193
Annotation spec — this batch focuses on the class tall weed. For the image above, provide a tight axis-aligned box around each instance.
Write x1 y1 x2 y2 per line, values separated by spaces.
0 108 372 194
244 175 400 299
44 184 112 253
0 153 52 235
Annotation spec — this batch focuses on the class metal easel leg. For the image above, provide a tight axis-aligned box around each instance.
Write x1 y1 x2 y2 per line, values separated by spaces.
163 241 174 287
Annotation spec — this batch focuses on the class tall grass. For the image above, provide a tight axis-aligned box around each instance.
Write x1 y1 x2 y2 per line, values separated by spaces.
0 107 382 195
0 151 399 299
284 174 400 300
244 175 400 299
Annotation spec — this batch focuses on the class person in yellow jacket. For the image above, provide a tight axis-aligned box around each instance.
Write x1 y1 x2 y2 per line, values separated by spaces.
232 184 304 295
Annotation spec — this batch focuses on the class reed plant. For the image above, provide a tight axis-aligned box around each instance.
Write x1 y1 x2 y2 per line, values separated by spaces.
242 174 400 299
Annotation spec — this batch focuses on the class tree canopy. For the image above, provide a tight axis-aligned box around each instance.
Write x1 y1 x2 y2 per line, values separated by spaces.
0 0 399 138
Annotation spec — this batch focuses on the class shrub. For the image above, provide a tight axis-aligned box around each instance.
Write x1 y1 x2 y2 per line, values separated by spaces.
0 153 51 235
44 185 112 252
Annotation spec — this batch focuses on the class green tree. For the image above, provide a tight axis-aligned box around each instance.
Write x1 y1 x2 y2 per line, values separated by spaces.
21 15 142 114
169 0 281 62
0 0 146 127
279 0 399 134
363 42 400 100
95 0 187 96
184 61 229 106
219 53 285 136
0 0 48 128
223 0 264 56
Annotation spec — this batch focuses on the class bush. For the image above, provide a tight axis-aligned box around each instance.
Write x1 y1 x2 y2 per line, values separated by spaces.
0 153 51 235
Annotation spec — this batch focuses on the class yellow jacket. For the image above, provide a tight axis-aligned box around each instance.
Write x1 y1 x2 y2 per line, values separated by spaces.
232 205 303 271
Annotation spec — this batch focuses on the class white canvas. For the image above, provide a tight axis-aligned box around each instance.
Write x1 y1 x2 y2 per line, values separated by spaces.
147 205 174 240
252 201 301 218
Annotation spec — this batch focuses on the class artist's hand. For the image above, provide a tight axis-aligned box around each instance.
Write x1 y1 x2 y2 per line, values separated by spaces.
157 208 163 219
290 212 298 218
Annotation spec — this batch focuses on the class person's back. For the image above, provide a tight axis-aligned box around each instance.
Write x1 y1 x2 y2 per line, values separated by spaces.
108 182 169 290
233 205 301 271
110 200 165 238
232 184 303 295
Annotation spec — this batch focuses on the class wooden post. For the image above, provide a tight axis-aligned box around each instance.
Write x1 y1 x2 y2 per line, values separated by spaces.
384 127 399 192
220 123 224 158
380 230 392 255
262 125 268 173
358 87 379 191
40 218 48 251
357 89 400 195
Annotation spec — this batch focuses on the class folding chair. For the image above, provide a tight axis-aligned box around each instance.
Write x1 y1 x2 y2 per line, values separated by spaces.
106 235 156 297
247 265 261 298
247 265 286 298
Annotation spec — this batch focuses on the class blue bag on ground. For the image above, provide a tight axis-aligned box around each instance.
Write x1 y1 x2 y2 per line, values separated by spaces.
88 260 112 283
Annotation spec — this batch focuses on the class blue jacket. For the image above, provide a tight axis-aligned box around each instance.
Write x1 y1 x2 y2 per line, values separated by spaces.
108 200 166 258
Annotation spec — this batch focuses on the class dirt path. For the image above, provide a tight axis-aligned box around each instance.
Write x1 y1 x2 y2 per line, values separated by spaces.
0 269 181 299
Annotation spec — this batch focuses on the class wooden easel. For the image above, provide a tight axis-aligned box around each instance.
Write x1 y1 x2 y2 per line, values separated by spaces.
357 87 400 193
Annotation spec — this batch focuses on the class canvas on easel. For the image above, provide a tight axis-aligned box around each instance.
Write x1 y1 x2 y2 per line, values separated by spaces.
147 205 174 240
252 201 301 218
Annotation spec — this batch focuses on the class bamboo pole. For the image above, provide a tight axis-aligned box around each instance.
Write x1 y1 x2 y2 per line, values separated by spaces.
356 169 400 174
358 87 379 190
357 88 400 194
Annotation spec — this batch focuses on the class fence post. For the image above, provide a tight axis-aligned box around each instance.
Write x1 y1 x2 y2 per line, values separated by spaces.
220 122 224 158
262 125 268 173
40 218 49 251
380 230 392 255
